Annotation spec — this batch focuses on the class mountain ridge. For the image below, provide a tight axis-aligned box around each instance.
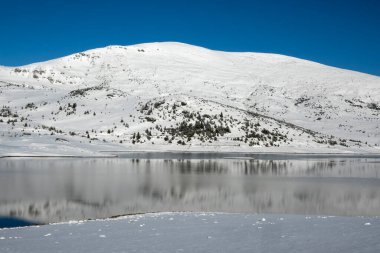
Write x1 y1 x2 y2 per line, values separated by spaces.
2 42 378 79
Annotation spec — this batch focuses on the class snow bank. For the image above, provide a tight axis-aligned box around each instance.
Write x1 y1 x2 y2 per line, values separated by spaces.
0 212 379 253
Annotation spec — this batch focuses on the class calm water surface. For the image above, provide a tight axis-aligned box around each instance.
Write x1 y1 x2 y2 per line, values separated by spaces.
0 154 380 226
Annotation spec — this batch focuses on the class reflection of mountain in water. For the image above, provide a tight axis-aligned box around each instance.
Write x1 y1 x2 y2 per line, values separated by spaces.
0 158 380 223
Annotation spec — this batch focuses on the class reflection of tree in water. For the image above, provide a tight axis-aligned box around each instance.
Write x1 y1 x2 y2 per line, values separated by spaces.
131 158 378 178
303 160 341 175
165 159 292 175
1 158 380 223
242 160 289 175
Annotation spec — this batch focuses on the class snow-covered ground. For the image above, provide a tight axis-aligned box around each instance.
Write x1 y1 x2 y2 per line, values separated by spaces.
0 212 379 253
1 42 380 156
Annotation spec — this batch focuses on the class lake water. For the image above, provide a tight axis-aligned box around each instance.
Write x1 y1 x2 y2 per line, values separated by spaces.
1 153 380 226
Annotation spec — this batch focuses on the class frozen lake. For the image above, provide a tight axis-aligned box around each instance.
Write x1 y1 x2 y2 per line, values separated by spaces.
1 153 380 226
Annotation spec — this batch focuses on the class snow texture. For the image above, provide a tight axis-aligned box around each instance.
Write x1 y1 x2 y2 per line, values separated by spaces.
0 212 379 253
1 42 380 156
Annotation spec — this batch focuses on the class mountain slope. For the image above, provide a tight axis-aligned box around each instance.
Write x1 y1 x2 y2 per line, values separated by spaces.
0 42 379 155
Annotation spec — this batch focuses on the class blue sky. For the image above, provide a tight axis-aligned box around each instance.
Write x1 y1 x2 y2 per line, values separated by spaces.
0 0 379 76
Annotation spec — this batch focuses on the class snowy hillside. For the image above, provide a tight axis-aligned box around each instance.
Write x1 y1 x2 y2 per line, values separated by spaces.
1 42 379 155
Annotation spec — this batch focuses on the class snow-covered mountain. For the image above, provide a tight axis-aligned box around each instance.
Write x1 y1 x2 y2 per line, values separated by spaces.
1 42 379 155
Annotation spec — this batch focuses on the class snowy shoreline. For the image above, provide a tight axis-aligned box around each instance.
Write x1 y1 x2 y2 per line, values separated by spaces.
0 155 117 159
1 212 379 253
1 149 380 159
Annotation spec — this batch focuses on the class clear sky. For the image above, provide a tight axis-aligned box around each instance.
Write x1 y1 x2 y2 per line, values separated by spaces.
0 0 379 76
